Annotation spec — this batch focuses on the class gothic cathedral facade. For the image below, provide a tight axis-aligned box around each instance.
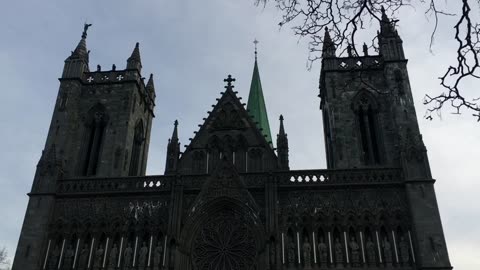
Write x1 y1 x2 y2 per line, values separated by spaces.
13 13 452 270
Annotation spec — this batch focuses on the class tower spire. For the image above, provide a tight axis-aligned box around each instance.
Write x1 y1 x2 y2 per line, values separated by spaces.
277 115 289 170
322 27 336 58
62 23 91 78
70 23 91 59
127 42 142 71
247 40 273 146
165 120 180 174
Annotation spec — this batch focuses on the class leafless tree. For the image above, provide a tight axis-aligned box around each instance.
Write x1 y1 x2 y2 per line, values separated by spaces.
0 247 10 270
257 0 480 120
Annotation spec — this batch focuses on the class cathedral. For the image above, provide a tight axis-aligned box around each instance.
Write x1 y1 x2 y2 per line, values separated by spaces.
13 11 453 270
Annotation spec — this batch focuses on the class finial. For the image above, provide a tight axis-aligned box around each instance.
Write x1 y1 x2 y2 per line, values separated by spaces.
223 75 236 89
112 64 116 71
82 23 92 39
97 64 101 71
363 43 369 56
279 115 284 121
174 119 178 127
253 39 259 60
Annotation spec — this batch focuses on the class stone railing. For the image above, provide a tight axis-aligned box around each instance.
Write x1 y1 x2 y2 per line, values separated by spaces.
276 167 403 186
57 175 174 194
322 55 383 71
57 168 403 194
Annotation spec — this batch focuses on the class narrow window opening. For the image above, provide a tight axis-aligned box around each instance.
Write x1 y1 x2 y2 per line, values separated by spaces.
368 108 380 164
129 121 144 176
82 106 107 176
358 110 369 163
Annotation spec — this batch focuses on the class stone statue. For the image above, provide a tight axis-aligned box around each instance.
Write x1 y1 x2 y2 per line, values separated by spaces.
77 244 89 270
93 244 104 269
317 237 328 265
287 241 295 266
399 237 410 264
303 239 312 269
63 245 74 270
48 246 60 270
349 237 361 266
365 238 376 265
153 241 163 270
383 239 392 265
334 238 343 266
123 243 133 270
108 244 118 269
138 242 149 267
363 43 369 56
269 243 276 266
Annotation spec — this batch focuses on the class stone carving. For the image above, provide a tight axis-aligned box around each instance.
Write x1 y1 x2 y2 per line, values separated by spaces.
349 237 361 266
317 237 328 265
93 244 104 269
365 238 376 265
287 240 295 266
48 246 60 270
399 237 410 264
153 241 163 269
108 244 118 269
77 244 89 269
430 236 444 263
269 243 276 266
63 245 74 270
303 239 312 269
383 239 392 265
138 242 148 268
123 243 133 269
191 209 256 270
334 238 343 267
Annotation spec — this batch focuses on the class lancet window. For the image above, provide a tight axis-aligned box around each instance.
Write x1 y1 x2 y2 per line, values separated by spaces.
129 120 145 176
352 91 382 165
81 104 108 176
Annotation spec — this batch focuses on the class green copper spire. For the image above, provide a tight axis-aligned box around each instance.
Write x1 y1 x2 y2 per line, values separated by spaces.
247 40 273 145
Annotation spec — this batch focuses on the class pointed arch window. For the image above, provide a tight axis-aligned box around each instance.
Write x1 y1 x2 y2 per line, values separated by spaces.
129 120 145 176
81 104 108 176
352 91 382 165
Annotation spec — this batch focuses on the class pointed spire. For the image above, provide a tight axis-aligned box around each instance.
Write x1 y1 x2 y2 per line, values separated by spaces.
70 23 92 60
379 6 397 36
247 41 273 145
63 24 91 77
146 73 155 95
165 120 180 175
171 120 179 141
322 27 336 58
127 42 142 71
276 115 289 170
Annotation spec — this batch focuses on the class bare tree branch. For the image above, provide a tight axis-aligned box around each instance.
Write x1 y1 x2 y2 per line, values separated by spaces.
257 0 480 120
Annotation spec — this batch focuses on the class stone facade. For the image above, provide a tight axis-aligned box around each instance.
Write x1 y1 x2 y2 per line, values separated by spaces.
12 21 452 270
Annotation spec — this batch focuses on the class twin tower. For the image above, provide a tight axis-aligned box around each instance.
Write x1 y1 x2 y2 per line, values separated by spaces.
13 10 452 270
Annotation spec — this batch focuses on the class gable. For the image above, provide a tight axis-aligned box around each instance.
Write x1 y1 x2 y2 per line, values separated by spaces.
178 87 278 174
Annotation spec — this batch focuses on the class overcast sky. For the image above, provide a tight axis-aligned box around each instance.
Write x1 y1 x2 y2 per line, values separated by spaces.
0 0 479 268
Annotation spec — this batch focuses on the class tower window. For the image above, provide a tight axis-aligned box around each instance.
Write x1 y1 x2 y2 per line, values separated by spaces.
353 91 382 165
129 120 144 176
81 104 108 176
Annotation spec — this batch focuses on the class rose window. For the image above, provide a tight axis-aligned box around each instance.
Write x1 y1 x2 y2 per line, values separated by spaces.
192 210 256 270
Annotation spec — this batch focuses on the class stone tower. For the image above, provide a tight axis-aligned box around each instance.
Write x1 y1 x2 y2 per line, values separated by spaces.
12 25 155 269
319 10 451 269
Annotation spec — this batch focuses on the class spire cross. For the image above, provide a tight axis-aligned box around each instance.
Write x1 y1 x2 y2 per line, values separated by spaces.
253 39 259 60
224 75 236 89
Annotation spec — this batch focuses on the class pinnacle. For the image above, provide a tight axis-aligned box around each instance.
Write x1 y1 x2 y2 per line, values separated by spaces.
127 42 142 70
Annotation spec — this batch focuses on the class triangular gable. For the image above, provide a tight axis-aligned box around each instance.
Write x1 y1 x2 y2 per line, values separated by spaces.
180 86 277 161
